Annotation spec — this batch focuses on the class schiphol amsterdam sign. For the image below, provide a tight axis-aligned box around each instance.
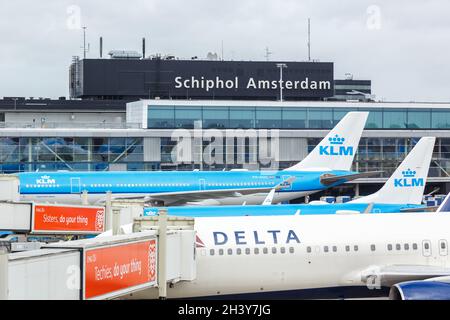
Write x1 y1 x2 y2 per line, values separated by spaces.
174 76 332 92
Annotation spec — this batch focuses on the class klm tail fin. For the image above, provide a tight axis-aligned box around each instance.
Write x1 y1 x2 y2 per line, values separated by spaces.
284 112 369 171
352 137 436 205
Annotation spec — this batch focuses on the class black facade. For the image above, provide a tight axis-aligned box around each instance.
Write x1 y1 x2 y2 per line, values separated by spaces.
70 58 334 101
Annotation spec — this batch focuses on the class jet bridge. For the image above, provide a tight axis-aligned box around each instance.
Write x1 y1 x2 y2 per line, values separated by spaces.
0 212 196 300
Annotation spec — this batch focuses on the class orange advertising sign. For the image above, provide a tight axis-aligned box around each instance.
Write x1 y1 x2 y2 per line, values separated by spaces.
33 205 105 233
84 239 157 299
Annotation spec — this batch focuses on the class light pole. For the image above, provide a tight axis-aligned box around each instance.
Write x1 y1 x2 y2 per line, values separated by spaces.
276 63 287 102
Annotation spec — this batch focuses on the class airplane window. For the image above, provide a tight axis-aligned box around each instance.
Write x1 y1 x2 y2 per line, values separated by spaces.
254 248 259 255
387 244 393 251
289 247 294 254
307 246 312 253
245 248 251 255
237 248 242 255
324 246 329 253
227 248 233 255
263 247 268 254
210 249 215 256
280 247 286 254
413 243 418 250
424 243 430 250
404 244 410 251
332 246 337 252
272 247 277 254
345 245 350 252
396 244 401 251
371 245 376 252
354 245 359 252
219 249 224 255
441 242 447 250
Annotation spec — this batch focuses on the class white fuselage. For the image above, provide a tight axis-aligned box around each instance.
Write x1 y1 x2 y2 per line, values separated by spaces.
125 212 450 299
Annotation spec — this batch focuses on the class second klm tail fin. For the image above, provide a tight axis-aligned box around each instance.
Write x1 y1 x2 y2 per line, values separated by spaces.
352 137 436 205
285 112 369 172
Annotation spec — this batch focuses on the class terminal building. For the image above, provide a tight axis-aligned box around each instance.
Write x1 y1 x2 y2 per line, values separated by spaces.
0 55 449 198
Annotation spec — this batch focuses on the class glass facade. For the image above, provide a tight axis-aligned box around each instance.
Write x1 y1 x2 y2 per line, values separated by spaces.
0 137 144 173
147 105 450 129
0 135 450 180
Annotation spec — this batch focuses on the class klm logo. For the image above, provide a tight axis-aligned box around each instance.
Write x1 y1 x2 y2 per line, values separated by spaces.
319 135 353 156
36 175 56 185
394 169 424 187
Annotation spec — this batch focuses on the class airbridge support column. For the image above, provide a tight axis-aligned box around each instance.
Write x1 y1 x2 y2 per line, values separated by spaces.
158 208 168 299
0 249 7 300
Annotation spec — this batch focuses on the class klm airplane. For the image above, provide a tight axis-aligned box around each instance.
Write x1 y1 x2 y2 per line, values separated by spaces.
18 112 372 206
143 137 435 216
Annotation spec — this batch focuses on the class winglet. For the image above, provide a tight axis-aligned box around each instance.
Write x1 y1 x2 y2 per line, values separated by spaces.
436 193 450 213
262 177 296 205
284 112 368 171
262 189 276 205
352 137 436 205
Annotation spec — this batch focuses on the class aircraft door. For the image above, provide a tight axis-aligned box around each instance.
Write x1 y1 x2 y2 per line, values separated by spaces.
70 177 81 194
422 240 432 257
199 179 206 191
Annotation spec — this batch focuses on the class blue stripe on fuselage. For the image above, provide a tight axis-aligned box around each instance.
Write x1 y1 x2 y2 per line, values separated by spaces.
143 203 426 217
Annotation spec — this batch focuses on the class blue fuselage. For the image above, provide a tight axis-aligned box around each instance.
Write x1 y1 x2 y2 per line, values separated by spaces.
17 170 353 199
143 203 426 217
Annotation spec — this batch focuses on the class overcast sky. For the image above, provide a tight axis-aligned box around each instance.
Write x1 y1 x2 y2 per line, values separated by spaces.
0 0 449 101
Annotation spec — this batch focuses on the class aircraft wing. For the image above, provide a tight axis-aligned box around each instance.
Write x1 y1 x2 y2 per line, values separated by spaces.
111 176 296 206
320 171 383 185
400 206 437 213
361 265 450 288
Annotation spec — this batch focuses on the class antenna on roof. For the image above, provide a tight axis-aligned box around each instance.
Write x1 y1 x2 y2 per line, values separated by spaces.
264 47 273 61
81 26 89 59
307 18 311 61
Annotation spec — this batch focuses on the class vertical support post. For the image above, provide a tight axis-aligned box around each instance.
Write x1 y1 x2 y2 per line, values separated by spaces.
0 249 8 300
112 207 121 235
81 190 89 205
355 183 360 198
105 191 112 231
158 208 168 299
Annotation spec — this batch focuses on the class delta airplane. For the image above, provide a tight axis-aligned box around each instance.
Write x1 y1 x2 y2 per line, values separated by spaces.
122 193 450 300
18 112 373 206
142 137 435 217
